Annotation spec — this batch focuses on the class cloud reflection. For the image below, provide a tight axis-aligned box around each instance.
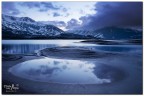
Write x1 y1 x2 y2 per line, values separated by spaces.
9 57 111 84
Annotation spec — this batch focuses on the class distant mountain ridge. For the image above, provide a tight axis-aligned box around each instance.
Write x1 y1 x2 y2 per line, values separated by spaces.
68 27 142 40
2 14 142 40
94 26 142 40
2 14 64 39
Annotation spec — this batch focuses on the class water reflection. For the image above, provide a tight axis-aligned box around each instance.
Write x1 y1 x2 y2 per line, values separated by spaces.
3 44 141 55
2 40 142 54
2 44 56 54
2 40 95 54
2 40 96 46
8 57 111 84
91 45 142 52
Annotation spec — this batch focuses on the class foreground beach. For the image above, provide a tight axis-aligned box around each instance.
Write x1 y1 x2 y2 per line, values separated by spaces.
2 45 142 94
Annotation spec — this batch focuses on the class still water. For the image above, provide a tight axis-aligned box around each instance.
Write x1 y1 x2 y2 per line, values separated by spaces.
9 57 113 84
2 40 142 54
2 40 142 86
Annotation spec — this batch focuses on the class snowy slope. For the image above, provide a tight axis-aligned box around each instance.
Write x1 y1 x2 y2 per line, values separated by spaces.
2 15 142 40
2 14 64 38
67 27 142 40
94 27 142 40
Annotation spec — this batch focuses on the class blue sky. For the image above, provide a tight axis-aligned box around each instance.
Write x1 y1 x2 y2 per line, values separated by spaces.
2 2 142 31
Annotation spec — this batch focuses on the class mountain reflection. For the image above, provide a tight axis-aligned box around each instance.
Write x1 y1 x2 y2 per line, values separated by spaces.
3 44 56 54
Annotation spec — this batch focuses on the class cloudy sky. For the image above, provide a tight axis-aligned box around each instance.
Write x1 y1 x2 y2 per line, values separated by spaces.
2 2 142 31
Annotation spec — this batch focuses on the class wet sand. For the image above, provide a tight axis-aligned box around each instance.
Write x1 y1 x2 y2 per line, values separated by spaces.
40 46 117 60
2 47 142 94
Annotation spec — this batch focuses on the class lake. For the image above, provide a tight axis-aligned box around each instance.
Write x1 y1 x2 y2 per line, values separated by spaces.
2 40 142 54
2 40 142 94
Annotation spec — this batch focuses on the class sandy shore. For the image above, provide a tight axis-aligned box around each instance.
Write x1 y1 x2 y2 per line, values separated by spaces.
40 46 118 60
2 50 142 94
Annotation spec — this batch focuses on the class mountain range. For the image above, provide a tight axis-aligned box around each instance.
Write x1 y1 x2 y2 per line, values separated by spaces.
2 14 142 40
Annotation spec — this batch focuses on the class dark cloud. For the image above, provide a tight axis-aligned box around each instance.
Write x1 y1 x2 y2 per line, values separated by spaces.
79 2 143 30
41 21 66 28
40 2 59 11
2 2 20 15
20 2 59 12
20 2 40 8
66 19 81 30
56 21 66 27
53 12 61 17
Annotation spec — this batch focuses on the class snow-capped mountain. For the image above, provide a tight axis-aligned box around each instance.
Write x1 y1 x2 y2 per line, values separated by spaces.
67 27 142 40
2 14 64 39
2 14 142 40
94 27 142 40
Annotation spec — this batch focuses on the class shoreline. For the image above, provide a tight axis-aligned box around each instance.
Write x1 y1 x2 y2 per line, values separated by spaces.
2 45 142 94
